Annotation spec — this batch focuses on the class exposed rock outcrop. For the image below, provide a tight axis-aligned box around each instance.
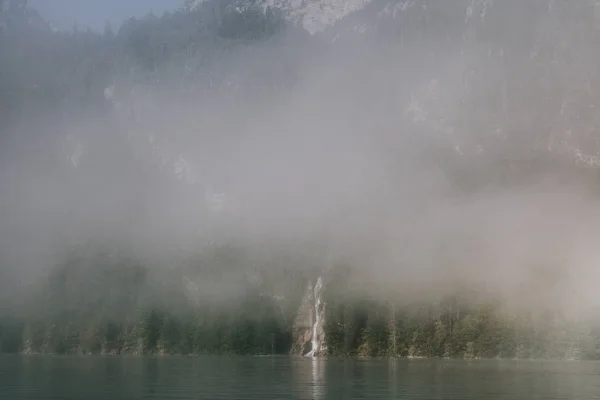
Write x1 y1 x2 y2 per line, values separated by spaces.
182 0 372 34
292 280 314 355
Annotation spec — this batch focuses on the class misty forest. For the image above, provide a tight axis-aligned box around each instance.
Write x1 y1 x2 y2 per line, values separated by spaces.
4 0 600 360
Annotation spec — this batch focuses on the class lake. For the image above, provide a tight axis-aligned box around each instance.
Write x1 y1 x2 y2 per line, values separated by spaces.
1 355 600 399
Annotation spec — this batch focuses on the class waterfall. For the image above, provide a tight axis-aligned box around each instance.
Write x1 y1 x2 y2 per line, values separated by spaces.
306 276 324 357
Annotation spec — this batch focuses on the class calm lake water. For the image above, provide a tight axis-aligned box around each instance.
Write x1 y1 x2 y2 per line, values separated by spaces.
2 355 600 399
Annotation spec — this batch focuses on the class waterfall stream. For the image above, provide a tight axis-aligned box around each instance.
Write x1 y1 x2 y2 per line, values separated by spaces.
306 276 324 357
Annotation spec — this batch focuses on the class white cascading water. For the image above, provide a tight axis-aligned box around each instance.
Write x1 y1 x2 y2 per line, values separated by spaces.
306 276 324 357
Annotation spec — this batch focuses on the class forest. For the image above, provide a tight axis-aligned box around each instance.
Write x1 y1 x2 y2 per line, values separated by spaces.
3 0 600 359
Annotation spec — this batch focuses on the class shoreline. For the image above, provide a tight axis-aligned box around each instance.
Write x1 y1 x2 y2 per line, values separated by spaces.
4 352 586 362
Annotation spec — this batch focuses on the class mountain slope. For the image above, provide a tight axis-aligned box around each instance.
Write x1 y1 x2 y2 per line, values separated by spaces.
182 0 371 33
0 0 49 33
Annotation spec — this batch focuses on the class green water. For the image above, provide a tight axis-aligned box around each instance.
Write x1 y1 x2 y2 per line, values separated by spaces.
1 355 600 399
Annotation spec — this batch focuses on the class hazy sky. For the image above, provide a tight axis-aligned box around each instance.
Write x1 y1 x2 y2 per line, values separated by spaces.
29 0 182 31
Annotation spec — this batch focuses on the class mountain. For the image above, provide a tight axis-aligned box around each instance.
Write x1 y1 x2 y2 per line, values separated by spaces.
5 0 600 359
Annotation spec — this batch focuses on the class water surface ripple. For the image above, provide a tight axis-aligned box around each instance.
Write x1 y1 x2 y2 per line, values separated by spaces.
2 355 600 399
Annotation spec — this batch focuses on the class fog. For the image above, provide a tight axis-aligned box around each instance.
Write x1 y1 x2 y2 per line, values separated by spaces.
3 0 600 320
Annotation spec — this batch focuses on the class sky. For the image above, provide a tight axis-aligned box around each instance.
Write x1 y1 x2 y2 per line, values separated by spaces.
29 0 183 32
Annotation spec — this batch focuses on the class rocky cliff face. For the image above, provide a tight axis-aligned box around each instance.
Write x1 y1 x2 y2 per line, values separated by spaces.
182 0 372 34
292 281 314 354
265 0 371 34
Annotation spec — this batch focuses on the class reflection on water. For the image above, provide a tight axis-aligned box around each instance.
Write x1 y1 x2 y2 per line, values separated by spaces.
311 357 325 399
292 356 326 399
2 355 600 399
